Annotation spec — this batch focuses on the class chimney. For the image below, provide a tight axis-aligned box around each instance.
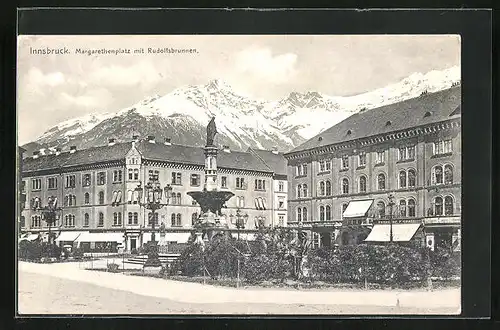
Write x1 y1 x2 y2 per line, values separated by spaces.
164 137 172 146
147 135 156 143
108 138 116 146
32 151 40 159
132 135 140 142
222 145 230 153
39 148 46 155
55 147 62 156
69 146 77 154
272 147 279 155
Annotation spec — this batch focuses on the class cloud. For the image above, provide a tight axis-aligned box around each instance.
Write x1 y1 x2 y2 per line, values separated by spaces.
234 47 298 83
58 88 114 109
24 67 65 88
88 61 163 87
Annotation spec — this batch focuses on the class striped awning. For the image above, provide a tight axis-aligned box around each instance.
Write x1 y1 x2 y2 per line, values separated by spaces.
343 200 374 218
364 223 421 242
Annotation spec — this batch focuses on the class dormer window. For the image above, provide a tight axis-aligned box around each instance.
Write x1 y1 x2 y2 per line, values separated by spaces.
346 130 352 136
318 136 323 142
385 121 392 126
424 111 432 118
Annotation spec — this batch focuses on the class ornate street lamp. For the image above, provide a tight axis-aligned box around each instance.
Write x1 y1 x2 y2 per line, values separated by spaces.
229 208 249 240
40 196 62 258
387 194 395 243
134 180 173 268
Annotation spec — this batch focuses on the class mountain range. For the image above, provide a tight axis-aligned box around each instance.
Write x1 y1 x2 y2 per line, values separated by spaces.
21 65 460 157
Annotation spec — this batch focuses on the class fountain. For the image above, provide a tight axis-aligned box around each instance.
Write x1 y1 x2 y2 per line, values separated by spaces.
187 117 235 245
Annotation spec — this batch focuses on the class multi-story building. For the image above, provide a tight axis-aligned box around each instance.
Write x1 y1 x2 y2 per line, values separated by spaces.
284 85 461 251
20 136 287 252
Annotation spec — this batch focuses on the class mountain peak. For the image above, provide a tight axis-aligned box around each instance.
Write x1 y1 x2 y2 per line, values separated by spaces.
205 79 232 91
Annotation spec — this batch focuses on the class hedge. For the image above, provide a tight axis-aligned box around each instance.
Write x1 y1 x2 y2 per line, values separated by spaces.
18 240 62 261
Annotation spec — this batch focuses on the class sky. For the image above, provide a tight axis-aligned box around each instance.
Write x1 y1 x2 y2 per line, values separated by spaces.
17 35 460 145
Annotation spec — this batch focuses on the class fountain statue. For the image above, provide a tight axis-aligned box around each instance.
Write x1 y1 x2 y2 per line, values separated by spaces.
187 117 235 244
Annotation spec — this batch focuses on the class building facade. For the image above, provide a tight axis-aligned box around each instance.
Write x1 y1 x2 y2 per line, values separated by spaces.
20 137 287 252
284 86 461 250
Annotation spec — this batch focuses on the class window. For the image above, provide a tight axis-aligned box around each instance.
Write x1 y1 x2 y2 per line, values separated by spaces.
377 173 386 190
358 152 366 167
297 207 302 222
98 191 105 205
31 215 42 228
21 181 26 192
398 147 407 161
297 184 302 198
444 165 453 184
66 175 76 188
176 192 182 205
128 169 133 180
20 216 25 227
98 213 104 227
319 160 331 172
359 176 367 193
221 176 227 188
296 164 308 176
434 197 443 216
128 212 133 225
445 196 454 215
408 146 416 159
408 169 416 188
302 184 308 197
148 213 159 226
47 177 57 190
83 193 89 205
408 199 416 217
237 196 245 208
149 170 160 182
64 215 75 227
279 215 285 226
31 197 41 209
32 178 41 191
302 207 308 222
113 212 122 226
133 169 139 180
399 170 407 188
65 194 76 206
342 178 349 194
278 181 284 192
171 213 181 227
325 181 332 196
254 179 266 191
399 200 407 217
432 165 444 185
236 177 245 189
325 205 331 221
319 206 325 221
433 140 453 155
112 170 122 183
377 201 386 218
376 151 385 164
341 155 349 169
319 181 325 196
398 146 416 161
302 164 308 176
171 172 182 185
255 197 267 210
97 172 106 185
82 174 91 186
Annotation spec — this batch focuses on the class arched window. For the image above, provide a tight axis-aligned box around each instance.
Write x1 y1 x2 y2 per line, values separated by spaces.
325 181 332 196
133 169 139 180
325 205 331 221
377 174 386 190
399 200 407 217
176 192 182 205
302 207 308 222
341 203 348 219
171 192 177 205
444 165 453 184
408 198 416 217
64 195 69 206
399 170 407 188
171 213 176 227
176 214 182 227
408 169 416 188
319 181 325 196
133 212 138 225
84 193 90 205
297 207 302 222
297 184 302 198
377 201 386 218
359 176 367 193
98 212 104 227
445 196 454 215
84 213 89 227
319 206 325 221
128 212 133 225
342 178 349 194
98 191 105 205
303 184 308 197
433 165 443 185
434 197 443 216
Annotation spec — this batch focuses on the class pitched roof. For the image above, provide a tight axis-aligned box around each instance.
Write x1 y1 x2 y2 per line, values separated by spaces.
23 143 133 173
247 148 287 176
136 141 273 173
288 86 461 154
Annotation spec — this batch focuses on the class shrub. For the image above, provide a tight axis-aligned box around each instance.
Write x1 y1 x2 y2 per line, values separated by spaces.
107 263 120 272
72 247 84 260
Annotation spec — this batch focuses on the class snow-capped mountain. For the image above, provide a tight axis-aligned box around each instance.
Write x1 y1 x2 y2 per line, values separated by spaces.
25 65 460 154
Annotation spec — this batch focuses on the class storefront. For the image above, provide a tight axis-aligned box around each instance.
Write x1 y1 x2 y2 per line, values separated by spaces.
339 199 374 245
75 232 125 253
364 223 422 244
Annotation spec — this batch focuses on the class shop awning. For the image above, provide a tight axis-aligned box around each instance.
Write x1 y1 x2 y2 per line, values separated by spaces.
143 232 191 244
26 234 39 241
75 232 125 243
55 231 88 242
343 200 374 218
364 223 421 242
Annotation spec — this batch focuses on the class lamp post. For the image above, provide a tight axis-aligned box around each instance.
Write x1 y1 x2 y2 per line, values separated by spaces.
229 208 249 240
387 194 395 243
40 196 62 259
134 180 173 268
